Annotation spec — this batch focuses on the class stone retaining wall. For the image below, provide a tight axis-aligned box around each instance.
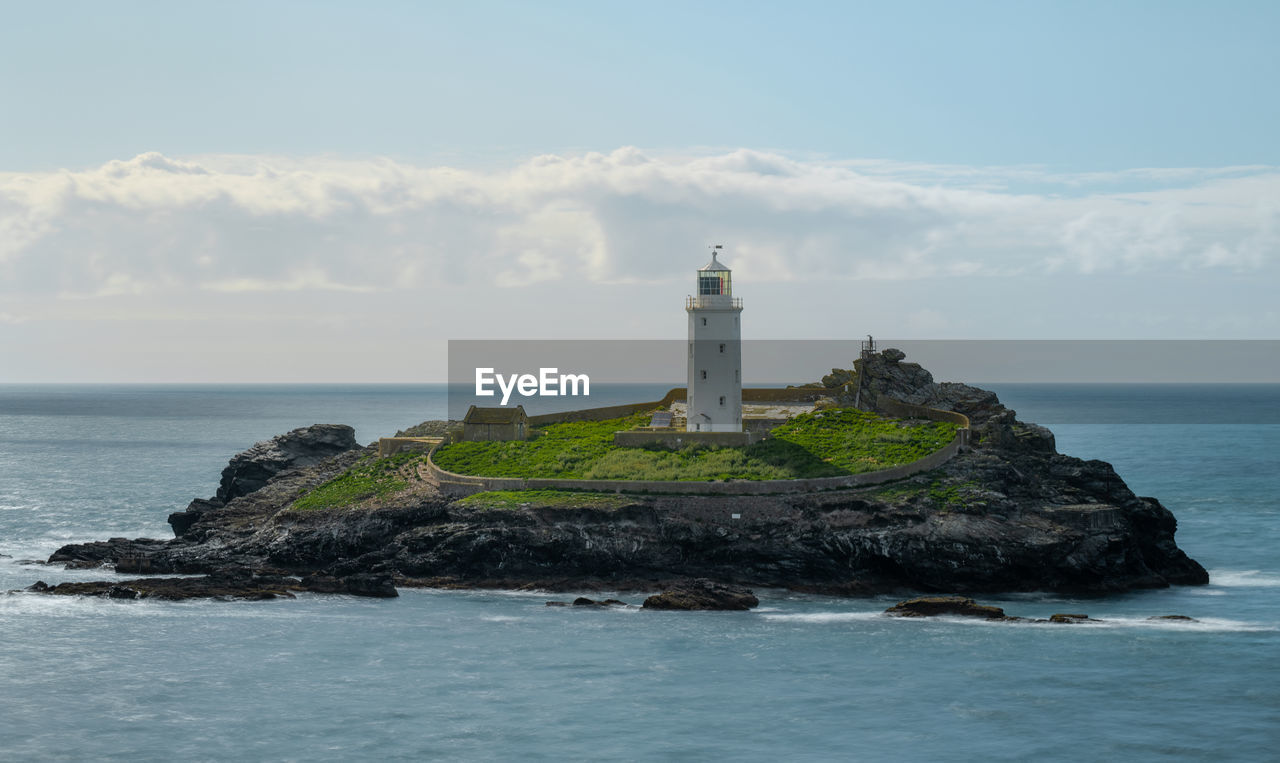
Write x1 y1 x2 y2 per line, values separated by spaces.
377 437 443 458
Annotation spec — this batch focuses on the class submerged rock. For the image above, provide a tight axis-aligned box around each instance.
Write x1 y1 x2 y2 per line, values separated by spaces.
30 570 299 601
18 569 397 602
570 597 628 607
1047 613 1099 624
885 596 1007 619
300 573 398 598
642 580 759 611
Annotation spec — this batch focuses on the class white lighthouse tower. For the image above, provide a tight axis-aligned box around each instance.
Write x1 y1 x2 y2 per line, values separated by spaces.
686 246 743 432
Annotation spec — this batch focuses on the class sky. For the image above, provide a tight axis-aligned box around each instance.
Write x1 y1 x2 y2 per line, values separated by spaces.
1 0 1277 382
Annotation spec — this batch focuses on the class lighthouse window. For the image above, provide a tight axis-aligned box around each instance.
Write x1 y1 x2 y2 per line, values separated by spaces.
699 274 722 295
719 395 726 406
700 370 707 380
735 369 740 382
719 343 725 353
701 317 707 326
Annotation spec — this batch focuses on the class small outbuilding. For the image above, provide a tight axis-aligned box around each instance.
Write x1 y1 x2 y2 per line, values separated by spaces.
461 405 530 442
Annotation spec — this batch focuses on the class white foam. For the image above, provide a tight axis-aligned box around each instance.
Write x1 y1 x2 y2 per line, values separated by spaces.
759 611 885 623
758 610 1277 633
1067 615 1277 633
1208 569 1280 587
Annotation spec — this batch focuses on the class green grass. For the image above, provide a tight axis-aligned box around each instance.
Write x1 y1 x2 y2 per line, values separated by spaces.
871 478 981 510
456 489 629 510
927 479 982 511
291 452 424 511
432 408 957 482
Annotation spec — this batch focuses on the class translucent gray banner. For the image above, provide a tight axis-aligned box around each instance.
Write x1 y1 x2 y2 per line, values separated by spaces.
446 340 1280 423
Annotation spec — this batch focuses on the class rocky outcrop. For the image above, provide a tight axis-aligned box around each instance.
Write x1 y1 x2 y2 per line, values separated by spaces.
35 353 1208 601
642 580 759 611
21 569 398 601
885 596 1007 619
881 598 1198 625
167 424 360 537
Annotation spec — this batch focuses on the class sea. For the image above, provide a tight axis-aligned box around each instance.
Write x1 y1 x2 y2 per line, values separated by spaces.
1 383 1277 761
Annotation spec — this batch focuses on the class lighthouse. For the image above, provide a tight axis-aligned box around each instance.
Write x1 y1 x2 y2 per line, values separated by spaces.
686 246 743 432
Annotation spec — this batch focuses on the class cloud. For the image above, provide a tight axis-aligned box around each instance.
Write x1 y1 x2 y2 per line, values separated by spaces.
0 148 1277 303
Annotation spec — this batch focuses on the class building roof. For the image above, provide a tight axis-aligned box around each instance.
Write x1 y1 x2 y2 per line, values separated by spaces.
699 250 730 272
463 405 527 424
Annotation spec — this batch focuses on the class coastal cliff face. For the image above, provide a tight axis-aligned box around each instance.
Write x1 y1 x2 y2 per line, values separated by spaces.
43 351 1208 596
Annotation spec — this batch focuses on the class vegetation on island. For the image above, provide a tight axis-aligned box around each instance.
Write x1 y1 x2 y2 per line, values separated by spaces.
291 451 426 511
432 408 957 482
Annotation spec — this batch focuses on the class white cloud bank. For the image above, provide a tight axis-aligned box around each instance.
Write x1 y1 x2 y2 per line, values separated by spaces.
2 148 1277 301
1 148 1278 381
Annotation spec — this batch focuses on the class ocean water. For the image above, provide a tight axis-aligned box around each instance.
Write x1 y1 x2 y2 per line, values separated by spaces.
1 384 1277 760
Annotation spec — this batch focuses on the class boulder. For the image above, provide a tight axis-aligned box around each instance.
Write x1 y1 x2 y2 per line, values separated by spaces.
1048 613 1099 624
571 597 628 607
642 579 758 611
885 596 1007 619
1148 614 1198 622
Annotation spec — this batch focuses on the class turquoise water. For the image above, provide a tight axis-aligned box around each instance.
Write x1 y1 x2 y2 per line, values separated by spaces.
1 385 1278 760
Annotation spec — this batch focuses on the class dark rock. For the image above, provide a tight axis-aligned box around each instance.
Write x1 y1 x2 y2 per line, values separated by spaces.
32 571 299 601
570 597 628 607
25 581 50 592
642 579 758 611
546 601 568 607
300 573 398 598
1148 614 1198 622
168 498 223 537
49 538 171 569
1048 613 1098 624
168 424 360 538
885 596 1007 619
843 349 1006 427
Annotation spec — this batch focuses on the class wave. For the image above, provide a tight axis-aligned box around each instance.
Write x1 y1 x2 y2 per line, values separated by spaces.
1209 569 1280 587
1046 615 1277 633
759 610 1275 632
759 611 885 623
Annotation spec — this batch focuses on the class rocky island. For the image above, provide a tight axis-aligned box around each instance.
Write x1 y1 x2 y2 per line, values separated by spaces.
29 350 1208 605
